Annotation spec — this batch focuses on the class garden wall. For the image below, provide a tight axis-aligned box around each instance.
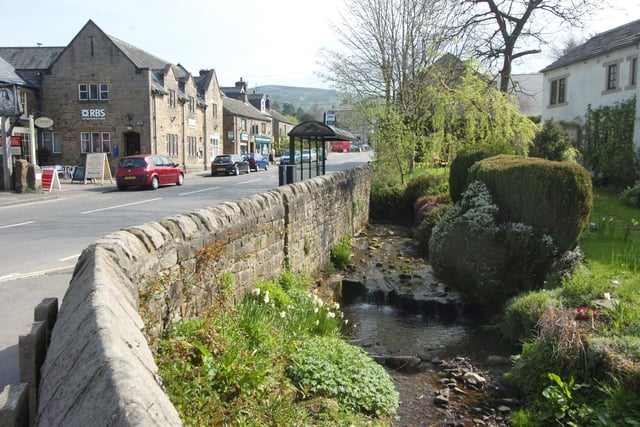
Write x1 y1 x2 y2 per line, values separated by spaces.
35 165 372 426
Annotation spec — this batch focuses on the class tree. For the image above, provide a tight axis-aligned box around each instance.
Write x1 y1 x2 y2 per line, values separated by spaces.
459 0 604 92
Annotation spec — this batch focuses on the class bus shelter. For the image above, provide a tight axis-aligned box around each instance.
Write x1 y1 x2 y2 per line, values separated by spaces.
279 120 356 186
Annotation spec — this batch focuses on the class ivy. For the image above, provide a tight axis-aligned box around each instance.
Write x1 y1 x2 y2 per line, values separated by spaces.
582 97 638 187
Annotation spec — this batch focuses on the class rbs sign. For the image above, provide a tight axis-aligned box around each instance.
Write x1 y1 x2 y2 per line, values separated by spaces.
81 108 106 120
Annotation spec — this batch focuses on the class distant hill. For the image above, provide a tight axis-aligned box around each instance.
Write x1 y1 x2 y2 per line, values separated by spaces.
252 85 344 116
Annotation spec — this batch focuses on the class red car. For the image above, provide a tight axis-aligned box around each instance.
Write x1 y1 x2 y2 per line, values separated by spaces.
116 154 184 190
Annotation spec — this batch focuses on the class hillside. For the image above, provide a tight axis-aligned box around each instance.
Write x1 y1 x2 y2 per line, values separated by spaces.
253 85 344 115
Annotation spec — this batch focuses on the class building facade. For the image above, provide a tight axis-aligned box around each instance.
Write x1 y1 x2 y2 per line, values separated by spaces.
540 19 640 146
0 20 223 173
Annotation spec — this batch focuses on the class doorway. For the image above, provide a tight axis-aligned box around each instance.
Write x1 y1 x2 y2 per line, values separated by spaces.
124 132 141 156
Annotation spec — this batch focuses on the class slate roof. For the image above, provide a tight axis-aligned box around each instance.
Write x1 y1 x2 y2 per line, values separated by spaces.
541 19 640 73
0 46 64 70
268 108 294 125
107 34 171 70
222 96 269 121
0 56 29 86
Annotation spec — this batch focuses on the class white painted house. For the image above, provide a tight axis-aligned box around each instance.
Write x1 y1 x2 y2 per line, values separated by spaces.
540 19 640 146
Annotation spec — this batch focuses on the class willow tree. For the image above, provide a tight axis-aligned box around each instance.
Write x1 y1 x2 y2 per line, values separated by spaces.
423 60 538 159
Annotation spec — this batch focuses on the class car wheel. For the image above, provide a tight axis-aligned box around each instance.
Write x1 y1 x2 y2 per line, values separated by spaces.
176 173 184 186
264 164 268 171
150 176 159 190
234 165 239 176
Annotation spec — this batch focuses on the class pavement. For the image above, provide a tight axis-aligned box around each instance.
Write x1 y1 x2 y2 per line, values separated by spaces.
0 170 213 208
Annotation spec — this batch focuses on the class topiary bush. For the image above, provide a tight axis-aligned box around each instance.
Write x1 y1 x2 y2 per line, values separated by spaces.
467 155 593 253
448 147 508 203
286 336 399 416
429 156 593 314
413 194 452 253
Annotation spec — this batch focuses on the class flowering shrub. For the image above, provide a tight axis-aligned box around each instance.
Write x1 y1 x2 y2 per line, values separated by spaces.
576 306 599 321
429 180 568 313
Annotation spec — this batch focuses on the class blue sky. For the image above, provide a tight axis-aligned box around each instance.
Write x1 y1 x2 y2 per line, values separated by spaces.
2 0 638 89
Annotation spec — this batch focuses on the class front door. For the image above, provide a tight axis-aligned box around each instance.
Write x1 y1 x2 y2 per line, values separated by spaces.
124 132 141 156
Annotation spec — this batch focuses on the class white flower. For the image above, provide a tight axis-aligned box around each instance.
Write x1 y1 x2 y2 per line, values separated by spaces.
604 292 611 300
332 302 340 310
611 280 620 285
279 311 286 318
263 290 270 304
252 288 260 296
315 320 319 326
327 312 336 318
314 307 319 314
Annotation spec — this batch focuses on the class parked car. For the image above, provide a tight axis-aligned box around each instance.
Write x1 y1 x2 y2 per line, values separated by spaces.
331 141 351 152
211 154 250 176
116 154 184 190
244 153 269 171
280 150 302 165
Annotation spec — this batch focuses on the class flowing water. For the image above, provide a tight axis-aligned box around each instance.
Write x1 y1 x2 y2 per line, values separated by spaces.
332 223 522 426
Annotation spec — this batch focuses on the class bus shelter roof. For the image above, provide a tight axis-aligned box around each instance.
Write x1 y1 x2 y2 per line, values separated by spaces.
288 120 356 141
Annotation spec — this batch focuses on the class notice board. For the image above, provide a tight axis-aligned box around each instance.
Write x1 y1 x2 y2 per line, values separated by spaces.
84 153 113 184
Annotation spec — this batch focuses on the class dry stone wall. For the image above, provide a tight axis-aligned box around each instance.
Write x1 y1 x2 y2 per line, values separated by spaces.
37 165 372 426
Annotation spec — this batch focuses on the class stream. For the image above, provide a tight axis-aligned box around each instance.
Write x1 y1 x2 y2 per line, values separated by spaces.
329 223 522 426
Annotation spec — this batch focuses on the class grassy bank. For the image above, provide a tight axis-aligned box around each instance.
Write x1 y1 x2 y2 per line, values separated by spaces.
506 186 640 426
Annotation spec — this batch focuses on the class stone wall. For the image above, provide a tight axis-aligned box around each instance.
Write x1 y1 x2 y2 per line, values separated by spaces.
36 165 372 426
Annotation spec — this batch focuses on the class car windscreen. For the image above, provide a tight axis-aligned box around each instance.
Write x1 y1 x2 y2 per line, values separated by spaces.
120 158 147 168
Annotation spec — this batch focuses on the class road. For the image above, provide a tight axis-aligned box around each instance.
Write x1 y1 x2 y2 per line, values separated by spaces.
0 151 372 389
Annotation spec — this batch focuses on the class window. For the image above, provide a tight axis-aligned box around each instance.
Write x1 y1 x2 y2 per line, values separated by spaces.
166 134 178 156
607 63 618 90
210 136 220 158
631 58 638 86
251 124 259 135
187 136 197 156
241 118 247 131
549 77 567 105
19 90 27 115
168 90 176 108
261 123 267 134
188 96 195 112
80 132 110 153
212 104 218 119
78 83 109 101
42 132 62 153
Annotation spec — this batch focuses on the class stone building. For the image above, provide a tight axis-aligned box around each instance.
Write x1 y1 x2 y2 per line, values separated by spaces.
220 78 273 155
0 20 223 173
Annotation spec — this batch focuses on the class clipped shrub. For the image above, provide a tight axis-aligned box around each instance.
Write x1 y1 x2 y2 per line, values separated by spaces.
529 119 572 161
501 288 563 342
429 178 583 314
449 147 508 202
286 336 399 416
404 173 448 210
467 155 593 253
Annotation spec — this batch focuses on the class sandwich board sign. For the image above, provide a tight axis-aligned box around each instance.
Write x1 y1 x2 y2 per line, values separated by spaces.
84 153 113 184
41 168 61 192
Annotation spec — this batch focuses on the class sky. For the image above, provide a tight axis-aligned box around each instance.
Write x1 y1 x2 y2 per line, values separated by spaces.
2 0 639 89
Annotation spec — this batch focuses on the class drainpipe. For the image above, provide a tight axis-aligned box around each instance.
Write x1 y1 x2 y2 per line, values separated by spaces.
152 93 158 154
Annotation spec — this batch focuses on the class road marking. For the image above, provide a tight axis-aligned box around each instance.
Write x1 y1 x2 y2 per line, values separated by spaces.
81 198 162 214
179 187 221 196
59 254 80 262
0 221 35 229
0 264 75 283
234 179 262 185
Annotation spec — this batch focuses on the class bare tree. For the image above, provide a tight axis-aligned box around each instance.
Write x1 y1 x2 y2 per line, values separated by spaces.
459 0 605 92
319 0 463 106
